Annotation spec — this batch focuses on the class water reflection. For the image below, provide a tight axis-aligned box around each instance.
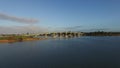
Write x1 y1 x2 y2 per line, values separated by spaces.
0 36 120 68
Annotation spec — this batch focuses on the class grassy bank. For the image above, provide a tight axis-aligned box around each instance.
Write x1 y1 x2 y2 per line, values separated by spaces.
0 36 41 43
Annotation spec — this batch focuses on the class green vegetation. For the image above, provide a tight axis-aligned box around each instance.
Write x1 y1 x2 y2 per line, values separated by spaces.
84 31 120 36
0 35 37 42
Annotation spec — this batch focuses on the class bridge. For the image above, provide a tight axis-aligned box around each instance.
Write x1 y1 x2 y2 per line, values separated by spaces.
24 32 84 38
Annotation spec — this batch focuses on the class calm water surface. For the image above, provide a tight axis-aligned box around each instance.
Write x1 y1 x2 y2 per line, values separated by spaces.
0 36 120 68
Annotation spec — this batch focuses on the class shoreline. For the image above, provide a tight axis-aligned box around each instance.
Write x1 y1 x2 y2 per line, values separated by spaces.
0 35 120 43
0 38 47 43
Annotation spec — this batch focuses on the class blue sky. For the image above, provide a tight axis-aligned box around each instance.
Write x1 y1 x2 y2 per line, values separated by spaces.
0 0 120 33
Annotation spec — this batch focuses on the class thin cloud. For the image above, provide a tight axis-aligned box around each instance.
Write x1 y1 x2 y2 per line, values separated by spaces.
88 28 109 31
78 28 110 32
0 12 39 24
49 26 82 32
0 25 48 34
64 26 82 30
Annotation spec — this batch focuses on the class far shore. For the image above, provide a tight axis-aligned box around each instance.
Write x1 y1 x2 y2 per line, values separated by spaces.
0 40 16 43
0 31 120 43
0 35 47 43
0 38 47 43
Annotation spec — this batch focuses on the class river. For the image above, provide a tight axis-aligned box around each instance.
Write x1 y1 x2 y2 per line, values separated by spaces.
0 36 120 68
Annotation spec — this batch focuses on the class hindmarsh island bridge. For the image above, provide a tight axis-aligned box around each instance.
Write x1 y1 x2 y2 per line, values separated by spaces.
23 32 84 38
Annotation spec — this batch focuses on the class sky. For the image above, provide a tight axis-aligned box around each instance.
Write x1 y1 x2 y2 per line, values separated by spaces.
0 0 120 33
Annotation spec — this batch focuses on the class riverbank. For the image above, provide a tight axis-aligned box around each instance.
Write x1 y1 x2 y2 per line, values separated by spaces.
0 38 47 43
0 40 16 43
0 36 47 43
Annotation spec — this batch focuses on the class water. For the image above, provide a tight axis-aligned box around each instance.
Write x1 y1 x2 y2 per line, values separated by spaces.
0 36 120 68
